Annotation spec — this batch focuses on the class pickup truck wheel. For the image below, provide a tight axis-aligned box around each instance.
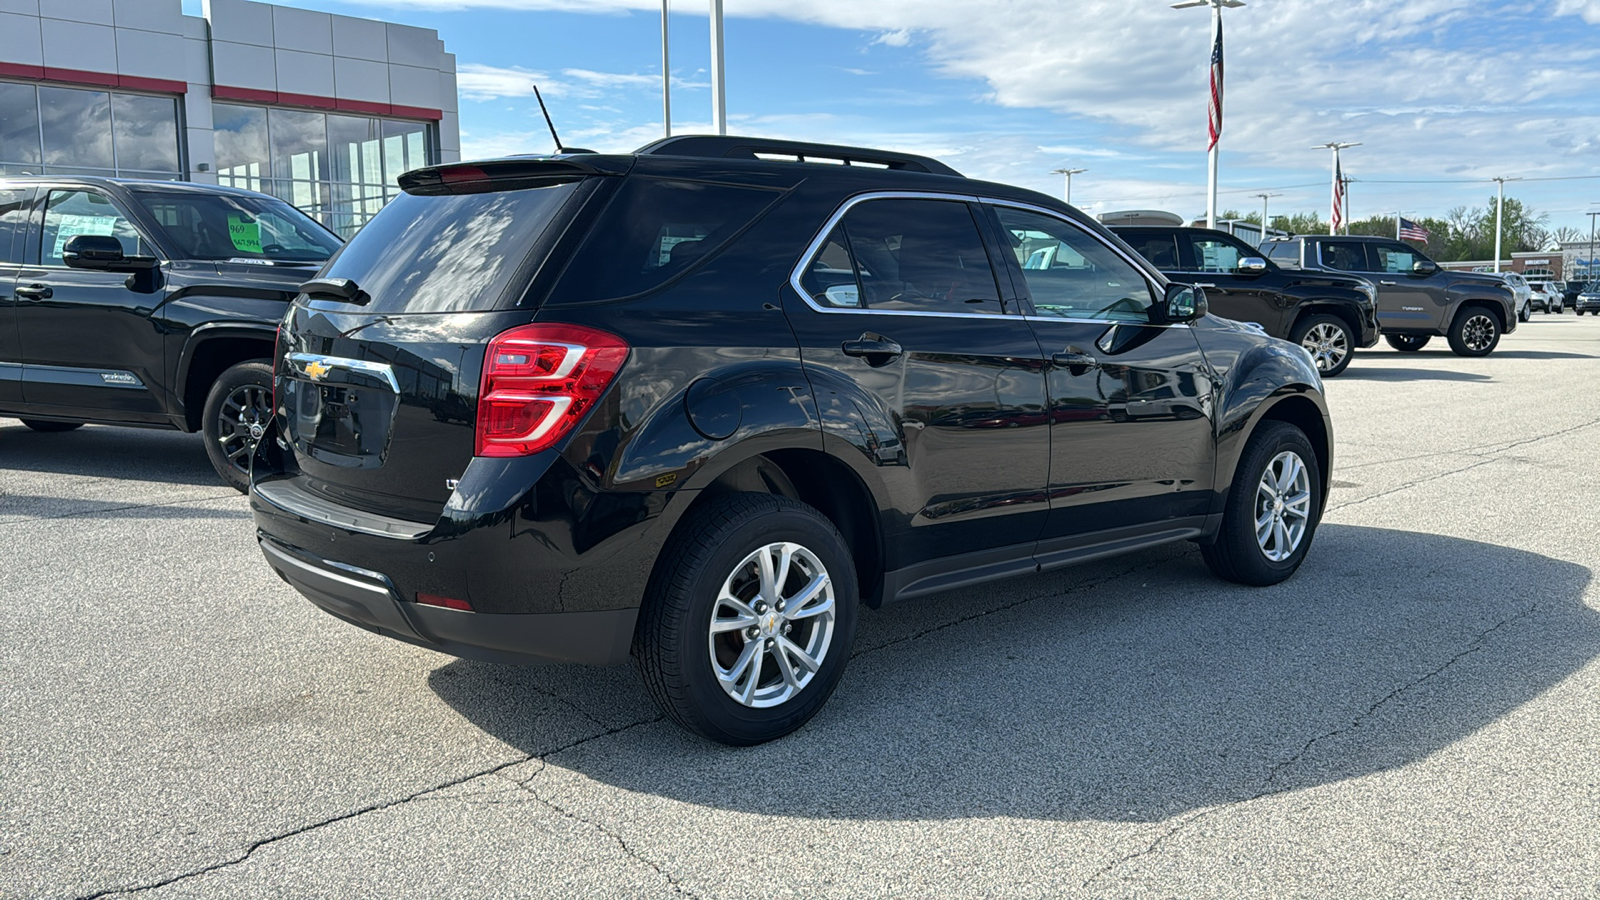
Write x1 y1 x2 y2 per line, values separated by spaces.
20 419 83 432
634 492 859 746
202 359 273 493
1291 315 1353 377
1448 309 1500 357
1201 421 1321 586
1384 334 1430 352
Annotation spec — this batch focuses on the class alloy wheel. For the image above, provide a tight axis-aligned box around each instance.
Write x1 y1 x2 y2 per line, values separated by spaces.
217 384 271 475
1254 450 1312 563
1300 322 1349 373
1461 314 1497 352
708 541 836 708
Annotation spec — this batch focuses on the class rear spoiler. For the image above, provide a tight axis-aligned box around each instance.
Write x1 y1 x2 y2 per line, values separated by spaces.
399 156 632 194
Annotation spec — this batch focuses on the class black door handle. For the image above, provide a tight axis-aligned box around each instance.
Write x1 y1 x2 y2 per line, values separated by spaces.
15 284 52 300
841 335 903 366
1052 350 1098 372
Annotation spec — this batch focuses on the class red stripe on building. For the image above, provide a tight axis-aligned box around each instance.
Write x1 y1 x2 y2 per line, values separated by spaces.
212 85 441 121
0 62 186 95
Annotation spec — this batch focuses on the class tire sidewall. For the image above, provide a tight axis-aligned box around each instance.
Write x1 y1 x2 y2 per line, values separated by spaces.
1449 307 1500 357
1223 422 1322 584
201 360 273 492
659 500 858 745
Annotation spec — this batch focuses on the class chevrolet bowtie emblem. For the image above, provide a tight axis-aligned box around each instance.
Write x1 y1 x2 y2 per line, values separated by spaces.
303 360 330 379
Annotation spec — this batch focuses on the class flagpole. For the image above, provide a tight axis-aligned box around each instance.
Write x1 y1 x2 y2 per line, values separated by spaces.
1312 141 1360 235
661 0 671 137
1173 0 1242 228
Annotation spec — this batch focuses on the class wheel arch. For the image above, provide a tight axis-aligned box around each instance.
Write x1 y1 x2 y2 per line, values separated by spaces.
176 324 277 432
1453 298 1507 332
1289 301 1361 344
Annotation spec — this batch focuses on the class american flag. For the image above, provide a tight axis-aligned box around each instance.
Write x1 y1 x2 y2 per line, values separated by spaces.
1399 217 1430 241
1208 21 1224 151
1331 158 1345 232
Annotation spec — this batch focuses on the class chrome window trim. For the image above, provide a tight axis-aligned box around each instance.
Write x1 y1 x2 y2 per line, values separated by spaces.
284 352 401 393
786 190 1017 321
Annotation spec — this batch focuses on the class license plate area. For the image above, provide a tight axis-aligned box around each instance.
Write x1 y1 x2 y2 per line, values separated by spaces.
283 354 401 469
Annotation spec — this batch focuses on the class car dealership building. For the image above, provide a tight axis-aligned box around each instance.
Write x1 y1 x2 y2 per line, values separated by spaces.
0 0 460 236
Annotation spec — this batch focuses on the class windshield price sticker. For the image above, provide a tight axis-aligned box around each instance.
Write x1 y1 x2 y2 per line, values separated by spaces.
227 214 263 254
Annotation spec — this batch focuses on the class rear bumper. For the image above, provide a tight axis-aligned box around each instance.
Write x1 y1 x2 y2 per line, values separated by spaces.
260 536 637 665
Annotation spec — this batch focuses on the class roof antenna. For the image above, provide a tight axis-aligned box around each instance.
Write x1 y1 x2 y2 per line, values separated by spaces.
532 85 595 155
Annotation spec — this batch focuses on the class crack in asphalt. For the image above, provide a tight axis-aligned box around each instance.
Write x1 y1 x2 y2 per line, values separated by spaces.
1332 416 1600 479
1081 603 1537 890
0 492 243 527
498 765 702 899
73 716 664 900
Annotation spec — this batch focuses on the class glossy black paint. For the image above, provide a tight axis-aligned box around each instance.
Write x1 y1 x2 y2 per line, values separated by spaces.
0 176 331 430
252 148 1332 665
1113 226 1379 347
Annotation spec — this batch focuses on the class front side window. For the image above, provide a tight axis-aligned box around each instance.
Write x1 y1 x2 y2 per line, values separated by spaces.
131 191 341 263
40 189 148 264
996 206 1153 323
1319 241 1371 272
801 197 1003 314
1373 242 1423 274
1186 236 1247 273
1265 241 1301 266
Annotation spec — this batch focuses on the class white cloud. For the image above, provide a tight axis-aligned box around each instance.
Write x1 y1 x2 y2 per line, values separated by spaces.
872 29 911 47
1555 0 1600 22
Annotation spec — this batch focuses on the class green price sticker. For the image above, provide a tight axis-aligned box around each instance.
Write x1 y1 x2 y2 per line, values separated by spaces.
227 214 263 254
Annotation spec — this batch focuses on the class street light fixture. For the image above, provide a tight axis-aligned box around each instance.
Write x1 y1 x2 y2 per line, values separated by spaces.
1252 192 1281 244
1052 168 1087 206
1173 0 1244 229
1491 176 1522 273
1312 142 1360 235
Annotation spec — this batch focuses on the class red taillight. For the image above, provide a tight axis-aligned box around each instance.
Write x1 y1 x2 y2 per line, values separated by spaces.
417 593 473 611
475 323 629 458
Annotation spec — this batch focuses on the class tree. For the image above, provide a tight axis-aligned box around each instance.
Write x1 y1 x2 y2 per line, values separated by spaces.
1345 214 1453 259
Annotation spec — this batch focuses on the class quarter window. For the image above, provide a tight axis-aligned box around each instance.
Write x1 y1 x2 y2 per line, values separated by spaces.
996 206 1153 323
40 189 148 265
802 197 1004 314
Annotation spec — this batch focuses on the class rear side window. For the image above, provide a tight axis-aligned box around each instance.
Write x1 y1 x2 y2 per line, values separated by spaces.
554 177 781 302
799 197 1004 314
0 188 27 265
317 180 581 314
1319 241 1371 272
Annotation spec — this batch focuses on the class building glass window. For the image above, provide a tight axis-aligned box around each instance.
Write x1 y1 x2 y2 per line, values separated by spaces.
214 102 436 237
0 80 180 179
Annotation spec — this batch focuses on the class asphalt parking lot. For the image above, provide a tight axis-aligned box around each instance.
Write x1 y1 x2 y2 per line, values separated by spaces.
4 315 1599 899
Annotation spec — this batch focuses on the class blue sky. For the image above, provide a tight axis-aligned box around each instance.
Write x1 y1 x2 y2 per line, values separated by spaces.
184 0 1600 235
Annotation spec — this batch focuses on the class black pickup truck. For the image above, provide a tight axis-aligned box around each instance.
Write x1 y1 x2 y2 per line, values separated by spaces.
1112 226 1378 376
0 177 342 488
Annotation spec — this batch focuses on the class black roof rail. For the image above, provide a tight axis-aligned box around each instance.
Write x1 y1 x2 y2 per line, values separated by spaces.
633 135 963 178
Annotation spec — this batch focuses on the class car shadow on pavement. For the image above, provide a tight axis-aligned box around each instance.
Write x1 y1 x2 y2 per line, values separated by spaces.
1485 350 1597 360
1340 367 1492 382
429 524 1595 823
0 422 219 486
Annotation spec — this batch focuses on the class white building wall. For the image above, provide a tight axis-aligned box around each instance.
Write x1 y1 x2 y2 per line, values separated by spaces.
0 0 460 182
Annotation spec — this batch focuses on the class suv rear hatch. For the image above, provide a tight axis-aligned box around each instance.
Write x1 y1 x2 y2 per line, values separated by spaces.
267 158 622 523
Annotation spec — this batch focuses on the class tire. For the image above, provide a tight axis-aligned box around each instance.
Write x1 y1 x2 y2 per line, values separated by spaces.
1447 307 1501 357
1385 334 1430 352
201 359 273 493
1290 314 1354 377
20 419 83 432
1520 304 1531 322
1201 420 1322 586
634 492 859 746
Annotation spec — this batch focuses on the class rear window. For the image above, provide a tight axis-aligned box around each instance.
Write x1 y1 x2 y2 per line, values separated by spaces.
552 177 781 303
316 179 582 314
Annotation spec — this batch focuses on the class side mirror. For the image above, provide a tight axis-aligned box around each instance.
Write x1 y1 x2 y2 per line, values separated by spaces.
1163 283 1207 323
1413 259 1438 276
62 234 158 271
1237 256 1268 275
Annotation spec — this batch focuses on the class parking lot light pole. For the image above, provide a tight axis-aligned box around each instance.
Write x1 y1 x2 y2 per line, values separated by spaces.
710 0 726 135
1492 176 1522 273
1052 168 1087 206
1253 191 1280 244
1312 142 1359 235
1587 209 1600 284
661 0 671 137
1173 0 1243 229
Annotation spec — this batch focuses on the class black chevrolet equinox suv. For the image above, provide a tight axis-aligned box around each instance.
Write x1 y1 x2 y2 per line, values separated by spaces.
251 137 1333 745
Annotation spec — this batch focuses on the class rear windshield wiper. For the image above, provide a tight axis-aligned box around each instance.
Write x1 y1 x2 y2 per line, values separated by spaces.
300 277 369 304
